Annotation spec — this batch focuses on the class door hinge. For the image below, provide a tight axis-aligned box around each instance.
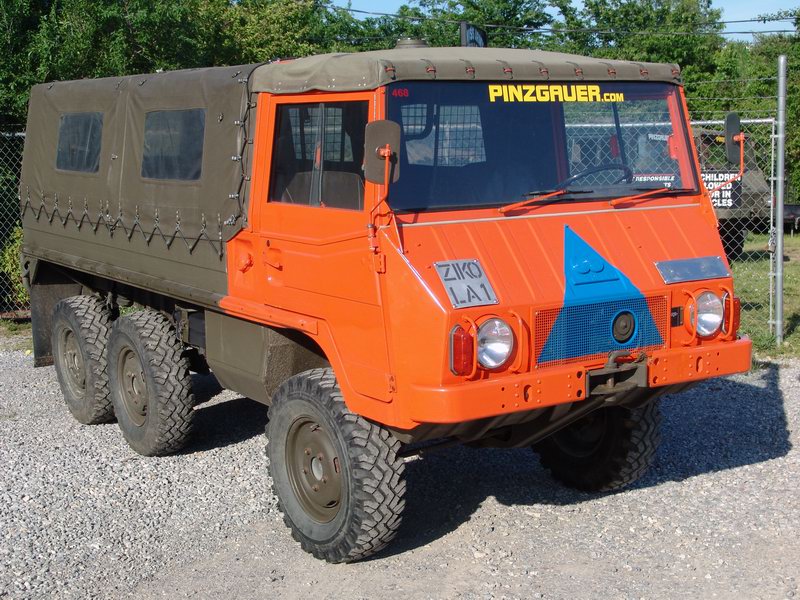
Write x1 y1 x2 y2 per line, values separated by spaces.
373 252 386 273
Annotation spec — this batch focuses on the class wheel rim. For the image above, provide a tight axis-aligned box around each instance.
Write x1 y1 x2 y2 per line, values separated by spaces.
552 410 609 459
58 327 86 398
285 416 343 523
117 345 148 427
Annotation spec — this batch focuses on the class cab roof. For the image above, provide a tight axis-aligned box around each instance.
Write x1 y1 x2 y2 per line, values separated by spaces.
250 47 682 94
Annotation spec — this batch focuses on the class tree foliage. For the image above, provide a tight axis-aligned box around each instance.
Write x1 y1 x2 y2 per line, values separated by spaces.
549 0 724 77
0 225 26 307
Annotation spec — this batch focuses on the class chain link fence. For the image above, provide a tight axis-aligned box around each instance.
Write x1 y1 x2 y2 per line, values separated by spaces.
0 128 26 318
685 75 782 349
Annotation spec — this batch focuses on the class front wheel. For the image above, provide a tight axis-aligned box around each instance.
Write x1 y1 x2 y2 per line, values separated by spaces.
266 368 406 563
533 401 661 492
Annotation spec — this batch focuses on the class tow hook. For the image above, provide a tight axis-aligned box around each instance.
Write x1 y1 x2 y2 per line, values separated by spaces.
590 351 649 397
604 350 647 369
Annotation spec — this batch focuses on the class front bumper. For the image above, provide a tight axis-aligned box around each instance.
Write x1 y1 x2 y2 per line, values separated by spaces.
407 337 752 425
648 336 752 387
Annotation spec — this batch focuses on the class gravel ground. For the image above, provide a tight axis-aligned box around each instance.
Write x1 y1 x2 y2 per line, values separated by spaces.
0 344 798 599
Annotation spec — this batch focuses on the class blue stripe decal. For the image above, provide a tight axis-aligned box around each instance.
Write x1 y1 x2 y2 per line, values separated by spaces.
538 226 663 364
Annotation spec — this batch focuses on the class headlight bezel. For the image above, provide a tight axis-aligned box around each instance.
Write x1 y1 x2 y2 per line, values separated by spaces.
688 290 724 338
476 317 515 370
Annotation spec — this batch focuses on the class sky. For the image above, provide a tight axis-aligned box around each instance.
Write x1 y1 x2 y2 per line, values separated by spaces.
340 0 796 40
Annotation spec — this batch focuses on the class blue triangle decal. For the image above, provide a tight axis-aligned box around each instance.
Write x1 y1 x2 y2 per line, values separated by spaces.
538 226 663 364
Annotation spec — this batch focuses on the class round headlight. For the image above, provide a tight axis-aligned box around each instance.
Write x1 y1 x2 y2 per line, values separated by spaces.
476 318 514 369
691 291 724 337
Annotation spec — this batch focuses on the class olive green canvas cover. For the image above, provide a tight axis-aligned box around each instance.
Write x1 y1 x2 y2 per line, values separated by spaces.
250 47 681 94
21 64 259 302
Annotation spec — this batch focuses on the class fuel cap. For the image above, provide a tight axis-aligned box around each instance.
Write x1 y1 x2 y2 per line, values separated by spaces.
612 311 636 344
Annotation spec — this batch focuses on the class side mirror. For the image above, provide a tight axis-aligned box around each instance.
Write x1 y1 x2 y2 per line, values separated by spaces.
705 112 746 198
725 112 741 165
364 120 401 184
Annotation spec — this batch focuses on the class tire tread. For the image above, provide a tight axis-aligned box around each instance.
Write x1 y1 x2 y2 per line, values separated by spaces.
109 310 193 456
53 295 114 424
266 368 406 563
536 401 662 492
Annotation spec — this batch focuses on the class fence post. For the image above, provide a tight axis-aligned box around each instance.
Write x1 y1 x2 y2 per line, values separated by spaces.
774 55 787 345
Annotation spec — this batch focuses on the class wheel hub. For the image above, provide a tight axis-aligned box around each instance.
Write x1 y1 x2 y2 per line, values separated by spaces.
286 417 342 523
59 328 86 396
118 346 148 427
553 411 608 458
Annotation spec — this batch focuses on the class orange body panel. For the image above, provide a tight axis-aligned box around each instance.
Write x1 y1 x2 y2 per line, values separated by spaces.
222 89 395 411
222 84 752 432
647 338 752 387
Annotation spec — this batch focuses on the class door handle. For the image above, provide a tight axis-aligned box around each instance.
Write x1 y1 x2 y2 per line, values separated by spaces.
263 246 283 269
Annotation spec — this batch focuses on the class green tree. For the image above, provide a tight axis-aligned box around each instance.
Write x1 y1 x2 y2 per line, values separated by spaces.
745 31 800 199
0 1 49 125
229 0 326 62
406 0 552 47
2 0 237 118
27 0 232 82
547 0 725 77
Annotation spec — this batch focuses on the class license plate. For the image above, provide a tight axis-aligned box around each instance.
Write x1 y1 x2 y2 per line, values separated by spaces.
434 259 499 309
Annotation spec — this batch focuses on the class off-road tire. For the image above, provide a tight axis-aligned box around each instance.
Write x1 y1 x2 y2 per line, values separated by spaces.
266 368 406 563
534 401 661 492
51 295 115 425
107 310 194 456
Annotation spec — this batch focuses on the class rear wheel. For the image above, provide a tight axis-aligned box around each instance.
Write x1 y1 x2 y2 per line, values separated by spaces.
51 295 114 425
266 368 406 563
533 401 661 492
107 310 194 456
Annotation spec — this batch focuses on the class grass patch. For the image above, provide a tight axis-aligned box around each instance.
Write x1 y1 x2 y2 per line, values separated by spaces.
0 318 31 336
732 232 800 357
0 318 32 352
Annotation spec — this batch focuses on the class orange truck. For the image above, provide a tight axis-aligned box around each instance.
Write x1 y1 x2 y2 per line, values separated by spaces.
19 46 751 562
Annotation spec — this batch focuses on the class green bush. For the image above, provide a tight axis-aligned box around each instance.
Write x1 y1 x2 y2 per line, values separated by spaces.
0 225 28 307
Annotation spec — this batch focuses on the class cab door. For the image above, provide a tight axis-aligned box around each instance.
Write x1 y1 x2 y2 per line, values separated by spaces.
250 91 392 401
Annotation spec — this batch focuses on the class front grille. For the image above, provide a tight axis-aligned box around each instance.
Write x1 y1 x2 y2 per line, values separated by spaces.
534 296 669 367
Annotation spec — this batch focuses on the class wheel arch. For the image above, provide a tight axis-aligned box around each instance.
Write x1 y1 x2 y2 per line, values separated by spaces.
203 310 331 404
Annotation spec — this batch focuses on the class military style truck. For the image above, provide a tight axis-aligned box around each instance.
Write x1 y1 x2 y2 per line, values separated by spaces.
19 47 752 563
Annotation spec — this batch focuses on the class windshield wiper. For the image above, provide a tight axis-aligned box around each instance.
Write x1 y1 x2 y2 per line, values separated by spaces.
609 186 692 208
498 188 593 214
631 186 696 195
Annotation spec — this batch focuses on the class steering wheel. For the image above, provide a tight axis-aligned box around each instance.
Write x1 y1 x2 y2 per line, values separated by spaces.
558 163 634 188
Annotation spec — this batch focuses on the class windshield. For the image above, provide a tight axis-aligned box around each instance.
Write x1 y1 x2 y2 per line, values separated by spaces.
385 81 699 212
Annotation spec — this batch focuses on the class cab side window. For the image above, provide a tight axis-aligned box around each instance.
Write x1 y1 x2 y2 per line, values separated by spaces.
270 101 368 210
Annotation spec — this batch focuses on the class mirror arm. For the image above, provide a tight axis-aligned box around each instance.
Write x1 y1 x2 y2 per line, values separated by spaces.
373 144 392 214
368 144 402 254
705 133 745 196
